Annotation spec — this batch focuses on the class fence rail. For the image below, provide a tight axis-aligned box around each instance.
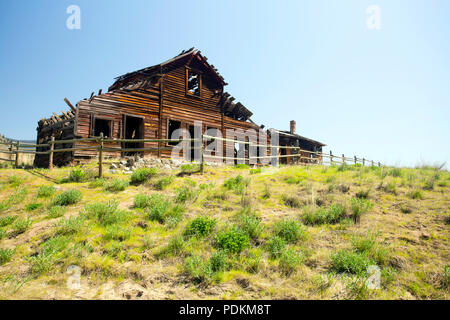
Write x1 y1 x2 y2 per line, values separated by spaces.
0 134 382 176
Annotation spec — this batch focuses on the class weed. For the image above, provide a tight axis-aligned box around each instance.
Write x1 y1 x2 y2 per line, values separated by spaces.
302 204 346 225
443 265 450 289
408 189 423 200
175 185 198 203
104 224 132 241
133 194 152 209
279 248 303 275
330 249 375 275
82 201 130 225
209 251 229 272
215 226 250 254
0 215 17 227
8 175 23 187
282 194 302 208
47 206 66 219
249 168 261 174
36 185 56 198
224 175 249 194
25 203 42 211
180 163 200 174
234 164 250 169
273 218 306 244
54 216 83 235
68 168 95 182
0 248 15 265
164 235 186 256
52 189 82 206
355 188 370 199
130 168 157 184
184 216 216 238
184 254 208 282
12 218 32 234
105 179 129 192
262 184 271 199
266 236 287 259
238 211 263 240
89 178 108 188
155 176 174 190
350 198 372 223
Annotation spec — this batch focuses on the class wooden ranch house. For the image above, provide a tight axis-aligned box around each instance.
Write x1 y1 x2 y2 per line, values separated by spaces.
34 48 325 167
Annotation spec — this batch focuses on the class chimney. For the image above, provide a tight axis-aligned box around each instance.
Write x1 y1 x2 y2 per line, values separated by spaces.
290 120 296 134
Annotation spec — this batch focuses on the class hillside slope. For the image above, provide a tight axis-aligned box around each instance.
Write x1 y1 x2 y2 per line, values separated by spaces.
0 163 448 299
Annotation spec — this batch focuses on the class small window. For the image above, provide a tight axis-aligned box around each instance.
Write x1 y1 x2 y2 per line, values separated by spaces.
168 119 182 145
94 118 111 138
187 69 201 96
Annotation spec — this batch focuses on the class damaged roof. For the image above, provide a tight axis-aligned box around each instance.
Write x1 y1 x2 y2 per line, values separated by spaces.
109 48 227 91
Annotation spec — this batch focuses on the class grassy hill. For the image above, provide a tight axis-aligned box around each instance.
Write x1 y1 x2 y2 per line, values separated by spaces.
0 163 448 299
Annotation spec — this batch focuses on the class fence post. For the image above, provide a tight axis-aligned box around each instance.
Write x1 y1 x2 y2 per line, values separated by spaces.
371 160 374 167
200 134 205 174
354 155 357 164
342 154 345 165
362 158 365 166
98 132 104 178
330 151 333 165
378 162 381 167
9 142 13 162
49 136 55 171
15 141 20 168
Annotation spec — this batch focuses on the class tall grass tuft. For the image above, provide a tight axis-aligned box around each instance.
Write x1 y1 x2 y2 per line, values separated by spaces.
52 189 82 206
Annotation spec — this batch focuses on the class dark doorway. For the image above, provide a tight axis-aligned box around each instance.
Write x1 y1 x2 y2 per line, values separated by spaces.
188 125 195 161
123 115 144 156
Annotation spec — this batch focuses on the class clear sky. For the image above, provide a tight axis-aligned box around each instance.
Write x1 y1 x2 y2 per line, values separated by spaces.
0 0 448 167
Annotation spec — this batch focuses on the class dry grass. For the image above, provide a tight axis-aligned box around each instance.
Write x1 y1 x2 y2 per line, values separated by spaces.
0 163 448 300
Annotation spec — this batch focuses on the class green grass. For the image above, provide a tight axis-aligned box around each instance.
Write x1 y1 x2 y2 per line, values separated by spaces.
47 206 66 219
68 168 95 182
184 216 216 238
0 248 15 265
0 215 17 227
215 226 250 254
266 236 287 259
146 195 184 227
104 178 129 192
54 216 84 235
238 210 263 240
155 176 174 190
273 218 306 244
25 203 42 212
52 189 82 206
279 248 304 275
130 168 157 184
350 198 372 223
133 194 152 209
104 224 132 241
302 204 347 225
36 185 56 198
408 189 423 200
82 201 131 225
12 218 32 234
223 175 249 194
330 249 375 275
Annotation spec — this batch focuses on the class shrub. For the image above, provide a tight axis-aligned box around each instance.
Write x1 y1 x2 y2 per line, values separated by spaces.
355 189 370 199
8 175 23 187
134 194 152 209
29 251 55 275
164 235 185 256
239 212 263 240
0 215 17 227
68 168 95 182
184 216 216 238
209 251 229 273
387 168 402 178
54 216 83 235
273 218 306 244
0 229 5 240
249 168 261 174
279 248 303 275
104 224 132 241
408 189 423 200
105 179 129 192
12 218 32 234
130 168 157 184
175 185 197 203
52 189 82 206
262 184 271 199
282 194 302 208
26 203 42 211
351 233 390 265
266 236 287 259
224 175 249 194
215 226 250 254
147 195 184 227
47 206 66 219
0 248 15 265
350 198 372 223
89 178 108 188
82 201 130 225
180 163 200 174
302 204 346 225
383 181 397 194
330 249 375 275
184 254 208 282
155 176 174 190
37 185 56 198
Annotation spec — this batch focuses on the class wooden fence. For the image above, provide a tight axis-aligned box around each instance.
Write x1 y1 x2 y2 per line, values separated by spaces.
0 133 382 177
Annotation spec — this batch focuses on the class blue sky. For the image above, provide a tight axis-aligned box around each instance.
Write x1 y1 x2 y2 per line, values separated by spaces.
0 0 448 167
